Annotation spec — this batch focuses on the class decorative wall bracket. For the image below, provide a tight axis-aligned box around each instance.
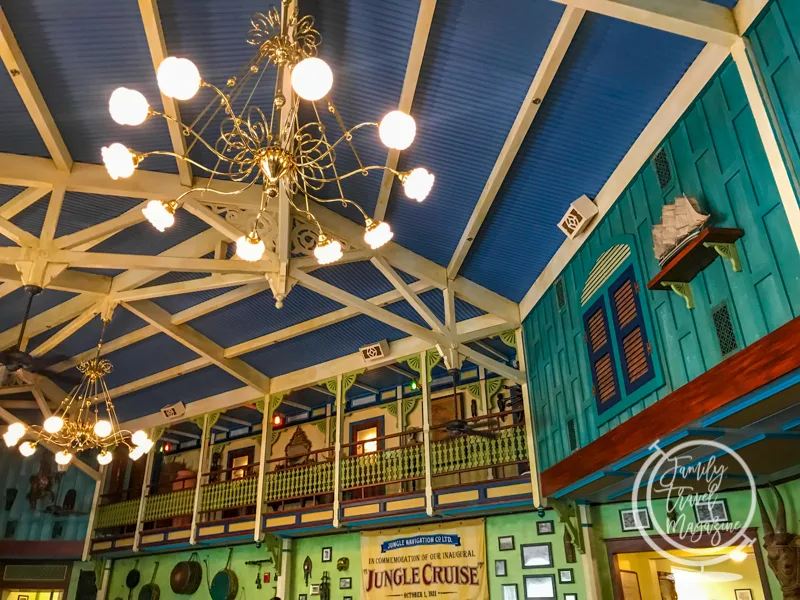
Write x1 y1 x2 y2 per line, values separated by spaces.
662 281 694 310
551 500 585 555
703 241 742 272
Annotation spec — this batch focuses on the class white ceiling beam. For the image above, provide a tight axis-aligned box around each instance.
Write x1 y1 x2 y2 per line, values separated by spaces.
122 299 270 393
290 268 444 346
0 406 99 480
39 183 65 245
218 414 252 427
55 201 148 250
31 387 51 417
447 7 584 278
373 0 437 222
474 340 509 362
107 356 210 398
551 0 738 46
457 343 524 384
0 295 97 351
47 269 112 296
0 153 517 323
0 215 39 247
0 398 37 407
353 381 379 394
519 43 731 319
37 250 276 274
181 197 251 245
0 10 72 171
113 273 263 303
121 313 502 431
172 281 269 325
386 364 415 379
29 306 99 358
732 0 769 35
0 187 50 220
50 326 156 374
370 255 444 333
138 0 192 186
168 428 200 439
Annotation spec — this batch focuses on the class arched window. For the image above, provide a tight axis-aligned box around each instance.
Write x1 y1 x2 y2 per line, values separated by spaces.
63 488 77 511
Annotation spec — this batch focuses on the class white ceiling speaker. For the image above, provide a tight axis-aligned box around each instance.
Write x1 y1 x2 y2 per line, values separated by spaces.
558 194 598 239
360 340 389 363
161 401 186 419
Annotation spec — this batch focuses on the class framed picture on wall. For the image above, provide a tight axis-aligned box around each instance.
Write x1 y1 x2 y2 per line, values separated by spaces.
695 499 730 524
502 584 519 600
537 520 555 535
499 535 515 551
340 577 352 589
321 547 332 562
298 595 307 600
558 569 574 584
495 560 507 577
565 594 578 600
524 574 556 600
310 585 320 596
734 590 753 600
344 597 353 600
619 508 652 531
521 543 553 568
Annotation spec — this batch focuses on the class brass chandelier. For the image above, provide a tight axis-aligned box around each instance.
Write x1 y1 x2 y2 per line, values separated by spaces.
101 1 434 266
3 321 153 467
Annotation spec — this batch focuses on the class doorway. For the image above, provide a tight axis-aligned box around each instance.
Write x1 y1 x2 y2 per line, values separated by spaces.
222 446 256 519
348 417 384 499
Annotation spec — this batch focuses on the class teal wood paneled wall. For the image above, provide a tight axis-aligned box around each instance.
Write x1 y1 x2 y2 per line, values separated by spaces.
0 447 95 542
522 58 800 471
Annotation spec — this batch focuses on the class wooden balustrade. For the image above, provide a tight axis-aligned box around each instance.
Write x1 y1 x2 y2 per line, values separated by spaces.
263 447 335 511
340 430 425 498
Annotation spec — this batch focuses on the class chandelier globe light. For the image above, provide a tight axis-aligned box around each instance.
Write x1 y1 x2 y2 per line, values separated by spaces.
2 320 154 466
101 2 434 279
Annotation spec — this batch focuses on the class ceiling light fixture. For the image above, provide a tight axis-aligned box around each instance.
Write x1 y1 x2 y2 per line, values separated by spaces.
103 3 433 269
2 320 153 466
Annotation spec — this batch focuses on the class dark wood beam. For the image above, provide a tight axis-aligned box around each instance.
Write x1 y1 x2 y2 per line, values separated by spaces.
541 315 800 497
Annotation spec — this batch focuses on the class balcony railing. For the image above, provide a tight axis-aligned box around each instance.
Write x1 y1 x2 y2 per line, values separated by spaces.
91 408 531 544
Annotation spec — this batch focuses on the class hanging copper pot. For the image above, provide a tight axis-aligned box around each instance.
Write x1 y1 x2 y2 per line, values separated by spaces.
170 552 202 594
209 548 238 600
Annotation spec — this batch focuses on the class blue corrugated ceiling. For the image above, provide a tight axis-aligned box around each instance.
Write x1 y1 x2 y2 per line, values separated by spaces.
460 14 705 301
103 333 199 390
0 288 76 335
1 0 176 172
0 71 48 158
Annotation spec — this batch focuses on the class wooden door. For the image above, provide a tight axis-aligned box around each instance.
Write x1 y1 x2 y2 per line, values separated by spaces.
349 418 384 499
223 446 255 518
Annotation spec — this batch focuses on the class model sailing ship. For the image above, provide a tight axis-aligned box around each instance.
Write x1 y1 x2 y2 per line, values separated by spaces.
652 196 711 266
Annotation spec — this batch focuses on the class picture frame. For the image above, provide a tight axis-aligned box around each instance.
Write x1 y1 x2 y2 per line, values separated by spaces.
537 520 555 535
619 508 652 532
524 574 557 600
310 585 320 596
299 595 307 600
502 584 519 600
521 542 554 569
558 569 575 584
495 559 507 577
321 547 332 562
564 594 578 600
339 577 352 590
344 597 353 600
695 499 730 524
498 535 515 551
18 596 29 600
734 590 753 600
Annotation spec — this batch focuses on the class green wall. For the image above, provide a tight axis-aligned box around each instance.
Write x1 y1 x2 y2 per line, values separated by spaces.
522 52 800 470
289 532 361 600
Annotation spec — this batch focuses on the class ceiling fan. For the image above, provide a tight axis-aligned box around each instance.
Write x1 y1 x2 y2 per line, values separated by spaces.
0 286 75 387
443 368 497 440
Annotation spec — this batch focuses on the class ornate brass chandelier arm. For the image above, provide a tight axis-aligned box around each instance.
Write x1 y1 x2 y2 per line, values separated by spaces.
302 164 402 185
140 150 252 178
290 121 380 168
150 109 253 166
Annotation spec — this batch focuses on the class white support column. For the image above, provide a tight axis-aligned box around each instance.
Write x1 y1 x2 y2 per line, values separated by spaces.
515 328 542 507
190 413 210 545
254 396 273 542
419 351 434 516
133 446 156 552
332 373 344 528
579 504 602 600
96 560 112 600
276 537 292 600
731 38 800 253
82 465 106 561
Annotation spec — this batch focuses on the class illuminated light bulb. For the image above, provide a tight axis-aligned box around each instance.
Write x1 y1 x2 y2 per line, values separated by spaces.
102 143 138 180
129 446 145 461
157 57 201 101
364 219 393 250
109 87 149 126
137 438 154 453
3 432 20 448
55 451 73 465
8 423 26 439
94 420 113 439
235 232 266 262
379 111 416 150
272 414 284 428
43 415 64 434
291 57 333 101
142 200 177 232
131 430 149 446
401 168 435 202
729 550 748 563
19 441 36 457
97 451 113 466
313 235 343 265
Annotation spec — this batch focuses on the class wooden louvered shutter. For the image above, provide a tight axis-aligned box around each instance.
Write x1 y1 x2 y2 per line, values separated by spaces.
609 265 654 394
583 296 620 410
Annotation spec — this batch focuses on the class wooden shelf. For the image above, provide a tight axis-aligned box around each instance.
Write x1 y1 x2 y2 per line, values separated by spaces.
648 227 744 309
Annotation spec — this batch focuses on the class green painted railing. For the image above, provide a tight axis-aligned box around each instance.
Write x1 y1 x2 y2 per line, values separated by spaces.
142 488 195 522
264 461 334 502
341 444 425 490
95 498 140 529
431 425 527 475
201 476 259 512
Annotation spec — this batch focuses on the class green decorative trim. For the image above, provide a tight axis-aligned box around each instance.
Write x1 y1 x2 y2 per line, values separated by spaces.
270 393 287 414
487 377 504 410
151 426 165 442
255 398 266 414
208 412 221 430
464 382 483 410
663 281 695 310
703 241 742 273
498 330 517 349
313 419 327 435
191 416 205 430
271 430 282 446
342 371 363 394
384 403 399 418
401 397 419 427
324 378 338 396
403 354 422 378
552 500 585 555
426 348 441 382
